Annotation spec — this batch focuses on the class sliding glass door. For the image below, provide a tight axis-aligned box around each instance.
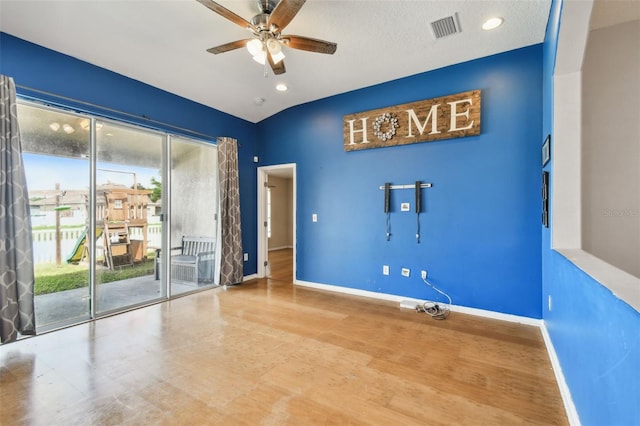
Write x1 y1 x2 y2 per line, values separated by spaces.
17 100 219 332
19 103 91 329
170 136 219 295
94 120 165 313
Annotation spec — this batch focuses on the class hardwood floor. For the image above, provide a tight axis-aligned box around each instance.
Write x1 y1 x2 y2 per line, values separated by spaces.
0 249 567 425
267 248 293 282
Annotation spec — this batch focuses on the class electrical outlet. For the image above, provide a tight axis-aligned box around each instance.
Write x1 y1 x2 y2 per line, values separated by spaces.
421 270 427 279
401 202 411 212
243 253 249 261
312 213 318 222
401 268 410 277
383 265 389 275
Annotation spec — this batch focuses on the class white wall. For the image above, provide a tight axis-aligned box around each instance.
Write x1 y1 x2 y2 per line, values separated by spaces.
268 176 292 250
582 20 640 278
553 71 583 249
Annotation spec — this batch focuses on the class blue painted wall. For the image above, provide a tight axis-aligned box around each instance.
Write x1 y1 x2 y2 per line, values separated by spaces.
0 33 259 275
258 45 543 318
542 1 640 424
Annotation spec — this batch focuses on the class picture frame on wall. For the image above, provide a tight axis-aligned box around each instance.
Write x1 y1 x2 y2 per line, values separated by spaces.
542 134 551 167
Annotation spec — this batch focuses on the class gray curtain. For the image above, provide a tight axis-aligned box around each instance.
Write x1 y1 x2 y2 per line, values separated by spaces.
0 75 36 343
217 137 243 285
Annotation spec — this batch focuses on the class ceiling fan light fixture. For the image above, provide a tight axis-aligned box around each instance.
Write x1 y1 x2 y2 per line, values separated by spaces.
266 38 281 54
247 39 267 64
266 38 285 64
252 50 267 65
247 38 263 56
271 50 286 64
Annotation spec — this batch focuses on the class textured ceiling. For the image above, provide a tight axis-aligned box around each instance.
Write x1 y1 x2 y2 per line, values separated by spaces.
0 0 551 123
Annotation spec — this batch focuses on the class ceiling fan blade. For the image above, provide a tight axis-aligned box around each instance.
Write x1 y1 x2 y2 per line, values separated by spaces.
196 0 257 32
282 35 337 54
206 39 251 54
267 50 286 75
268 0 306 31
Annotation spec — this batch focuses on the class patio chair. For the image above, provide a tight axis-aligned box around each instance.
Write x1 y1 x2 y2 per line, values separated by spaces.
170 236 215 285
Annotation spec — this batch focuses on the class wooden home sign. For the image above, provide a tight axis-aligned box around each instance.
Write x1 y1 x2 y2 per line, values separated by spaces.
343 90 481 151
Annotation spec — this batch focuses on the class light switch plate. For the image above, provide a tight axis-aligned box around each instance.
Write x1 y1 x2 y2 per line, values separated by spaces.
401 202 410 212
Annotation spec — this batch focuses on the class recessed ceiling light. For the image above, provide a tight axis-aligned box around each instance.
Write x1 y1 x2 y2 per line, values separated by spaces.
275 83 288 92
254 97 265 106
49 122 60 131
482 17 503 31
62 124 75 134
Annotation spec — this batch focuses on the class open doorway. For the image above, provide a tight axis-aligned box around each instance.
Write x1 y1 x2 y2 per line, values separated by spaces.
257 164 296 281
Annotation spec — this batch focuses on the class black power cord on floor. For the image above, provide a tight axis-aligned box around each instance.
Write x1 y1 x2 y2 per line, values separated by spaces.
416 271 452 320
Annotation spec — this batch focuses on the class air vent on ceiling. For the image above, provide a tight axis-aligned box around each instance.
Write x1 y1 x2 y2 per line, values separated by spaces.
431 14 461 39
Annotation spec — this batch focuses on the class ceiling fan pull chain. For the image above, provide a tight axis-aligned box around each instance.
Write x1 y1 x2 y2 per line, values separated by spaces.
264 50 269 78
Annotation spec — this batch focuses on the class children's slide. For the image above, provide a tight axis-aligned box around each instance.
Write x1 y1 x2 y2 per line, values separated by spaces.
66 228 102 264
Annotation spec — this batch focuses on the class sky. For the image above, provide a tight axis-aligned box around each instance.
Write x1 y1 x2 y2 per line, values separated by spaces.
23 153 160 192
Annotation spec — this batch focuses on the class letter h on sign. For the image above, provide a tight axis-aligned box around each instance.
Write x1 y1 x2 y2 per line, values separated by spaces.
347 117 369 145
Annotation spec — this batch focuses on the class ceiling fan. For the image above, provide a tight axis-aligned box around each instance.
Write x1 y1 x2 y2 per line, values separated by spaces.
196 0 337 75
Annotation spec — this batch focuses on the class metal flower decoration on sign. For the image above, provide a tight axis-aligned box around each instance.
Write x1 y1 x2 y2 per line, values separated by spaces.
372 113 399 142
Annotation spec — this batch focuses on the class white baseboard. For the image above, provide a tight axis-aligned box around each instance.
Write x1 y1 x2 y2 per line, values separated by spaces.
448 303 541 326
541 323 581 426
243 273 258 282
294 280 541 326
296 279 407 302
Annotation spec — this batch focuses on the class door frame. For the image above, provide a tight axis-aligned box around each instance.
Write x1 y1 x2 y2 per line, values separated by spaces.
257 163 296 279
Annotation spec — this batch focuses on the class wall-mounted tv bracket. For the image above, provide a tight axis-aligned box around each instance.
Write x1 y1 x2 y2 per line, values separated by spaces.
379 182 433 242
415 181 422 243
384 182 391 241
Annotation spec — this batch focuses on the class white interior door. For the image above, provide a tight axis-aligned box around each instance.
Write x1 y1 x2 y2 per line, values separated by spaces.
257 164 296 280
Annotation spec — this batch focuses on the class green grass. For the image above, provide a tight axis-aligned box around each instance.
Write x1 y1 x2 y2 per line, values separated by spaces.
35 256 155 295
